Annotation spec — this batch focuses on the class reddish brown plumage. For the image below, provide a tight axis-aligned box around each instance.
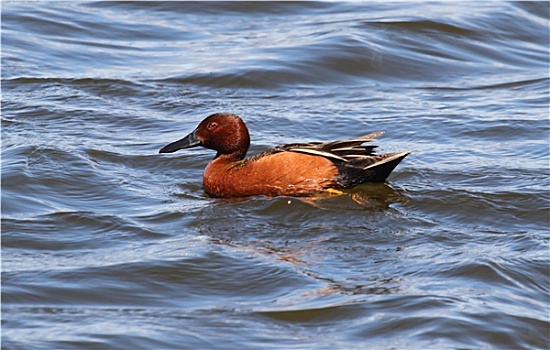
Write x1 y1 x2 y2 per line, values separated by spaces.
159 113 410 198
203 151 339 197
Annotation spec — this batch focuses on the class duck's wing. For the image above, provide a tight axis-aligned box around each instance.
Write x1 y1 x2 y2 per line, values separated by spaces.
241 132 410 185
279 132 385 162
279 132 410 185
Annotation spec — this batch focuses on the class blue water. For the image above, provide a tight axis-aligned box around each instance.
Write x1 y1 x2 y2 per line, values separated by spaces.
2 2 549 349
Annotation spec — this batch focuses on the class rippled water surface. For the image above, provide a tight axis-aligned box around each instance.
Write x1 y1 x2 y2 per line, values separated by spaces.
2 2 549 349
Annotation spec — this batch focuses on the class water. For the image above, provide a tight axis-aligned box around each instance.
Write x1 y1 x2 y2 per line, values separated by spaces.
2 2 549 349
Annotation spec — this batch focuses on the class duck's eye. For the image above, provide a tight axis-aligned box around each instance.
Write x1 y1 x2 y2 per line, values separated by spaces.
207 122 218 130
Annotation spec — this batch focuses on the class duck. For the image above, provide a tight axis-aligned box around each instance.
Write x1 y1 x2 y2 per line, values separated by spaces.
159 113 410 198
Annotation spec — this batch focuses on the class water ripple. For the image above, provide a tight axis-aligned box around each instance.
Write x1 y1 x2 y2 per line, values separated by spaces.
2 1 548 349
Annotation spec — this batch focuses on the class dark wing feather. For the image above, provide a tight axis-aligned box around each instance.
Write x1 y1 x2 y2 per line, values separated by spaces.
281 132 385 162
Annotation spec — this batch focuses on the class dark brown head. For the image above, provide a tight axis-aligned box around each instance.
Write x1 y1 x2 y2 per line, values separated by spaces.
159 113 251 160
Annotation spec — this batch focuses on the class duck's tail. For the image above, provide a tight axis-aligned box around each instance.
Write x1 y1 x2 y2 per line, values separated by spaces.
334 150 410 186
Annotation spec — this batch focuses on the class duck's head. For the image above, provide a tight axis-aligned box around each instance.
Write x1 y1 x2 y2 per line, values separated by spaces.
159 113 251 160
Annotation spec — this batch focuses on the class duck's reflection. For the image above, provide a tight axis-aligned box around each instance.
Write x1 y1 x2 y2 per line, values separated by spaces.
186 181 408 297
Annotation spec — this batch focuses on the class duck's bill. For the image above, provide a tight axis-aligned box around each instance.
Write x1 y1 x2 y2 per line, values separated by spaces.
159 130 201 153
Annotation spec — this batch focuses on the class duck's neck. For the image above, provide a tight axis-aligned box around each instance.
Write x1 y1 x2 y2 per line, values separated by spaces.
215 150 247 161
